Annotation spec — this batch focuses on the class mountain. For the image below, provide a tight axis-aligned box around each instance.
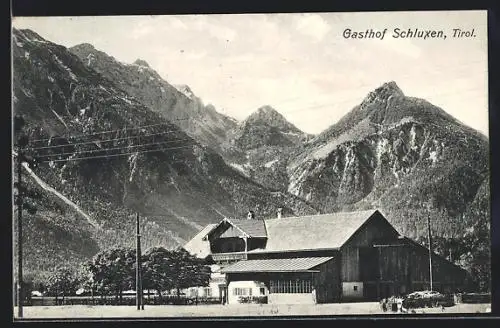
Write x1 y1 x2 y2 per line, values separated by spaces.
286 81 489 241
12 27 490 290
222 105 313 191
229 105 311 150
174 84 195 100
12 28 318 279
70 44 317 192
69 43 239 157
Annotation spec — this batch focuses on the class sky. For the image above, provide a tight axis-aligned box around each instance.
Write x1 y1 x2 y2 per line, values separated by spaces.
12 11 489 136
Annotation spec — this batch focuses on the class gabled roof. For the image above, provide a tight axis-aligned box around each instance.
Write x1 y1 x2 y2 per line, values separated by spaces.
185 209 391 254
203 217 267 240
182 224 217 259
220 257 334 273
223 218 267 237
260 209 384 252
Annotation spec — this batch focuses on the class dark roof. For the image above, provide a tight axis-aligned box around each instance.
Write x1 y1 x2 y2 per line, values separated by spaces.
202 217 267 239
225 218 267 237
260 209 382 252
220 257 333 273
186 209 390 254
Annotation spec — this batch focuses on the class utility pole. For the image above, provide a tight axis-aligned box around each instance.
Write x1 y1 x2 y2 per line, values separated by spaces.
136 213 144 310
16 146 24 318
427 213 433 292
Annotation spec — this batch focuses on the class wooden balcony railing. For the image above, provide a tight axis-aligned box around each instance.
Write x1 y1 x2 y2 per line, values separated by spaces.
211 252 248 262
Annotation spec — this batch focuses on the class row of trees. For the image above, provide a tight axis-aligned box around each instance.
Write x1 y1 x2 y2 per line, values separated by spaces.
24 246 211 302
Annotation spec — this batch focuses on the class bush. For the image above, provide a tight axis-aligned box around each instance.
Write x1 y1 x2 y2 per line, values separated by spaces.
402 293 454 309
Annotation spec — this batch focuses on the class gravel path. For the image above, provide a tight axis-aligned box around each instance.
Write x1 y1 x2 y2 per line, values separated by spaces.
13 303 491 319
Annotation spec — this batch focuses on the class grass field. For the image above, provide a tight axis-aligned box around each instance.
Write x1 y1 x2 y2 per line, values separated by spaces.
13 302 491 319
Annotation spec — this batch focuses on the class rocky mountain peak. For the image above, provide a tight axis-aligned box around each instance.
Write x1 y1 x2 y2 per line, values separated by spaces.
13 28 46 43
237 105 308 139
361 81 404 108
133 59 150 68
257 105 278 114
245 105 294 128
230 105 309 151
71 43 96 52
377 81 404 96
174 84 195 99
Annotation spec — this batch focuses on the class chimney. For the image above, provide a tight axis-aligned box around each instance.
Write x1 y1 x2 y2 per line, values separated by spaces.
247 210 255 220
277 208 283 219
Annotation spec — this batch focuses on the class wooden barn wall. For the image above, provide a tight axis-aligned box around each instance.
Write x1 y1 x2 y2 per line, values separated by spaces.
377 246 411 283
406 244 467 286
377 244 468 290
313 257 341 303
341 247 360 282
341 213 400 282
345 213 400 248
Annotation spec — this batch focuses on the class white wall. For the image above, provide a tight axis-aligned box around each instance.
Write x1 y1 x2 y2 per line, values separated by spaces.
342 282 364 300
227 280 267 304
182 266 227 299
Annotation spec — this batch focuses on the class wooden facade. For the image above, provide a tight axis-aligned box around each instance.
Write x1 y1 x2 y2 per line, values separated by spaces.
313 256 341 303
374 240 468 297
186 210 469 304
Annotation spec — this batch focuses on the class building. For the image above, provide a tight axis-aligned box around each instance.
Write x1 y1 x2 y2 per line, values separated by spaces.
183 209 468 305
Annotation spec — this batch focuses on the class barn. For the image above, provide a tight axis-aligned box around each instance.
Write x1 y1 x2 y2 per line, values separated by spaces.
183 209 468 304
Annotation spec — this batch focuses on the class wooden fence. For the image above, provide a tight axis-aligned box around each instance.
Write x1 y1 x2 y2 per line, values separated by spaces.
28 295 222 306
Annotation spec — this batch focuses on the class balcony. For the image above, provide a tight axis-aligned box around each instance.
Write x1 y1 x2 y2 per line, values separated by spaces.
211 252 248 263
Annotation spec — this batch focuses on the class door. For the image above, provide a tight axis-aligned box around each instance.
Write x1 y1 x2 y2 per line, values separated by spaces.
218 284 227 304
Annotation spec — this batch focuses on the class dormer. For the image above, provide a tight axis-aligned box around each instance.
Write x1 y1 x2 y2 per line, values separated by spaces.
202 217 268 258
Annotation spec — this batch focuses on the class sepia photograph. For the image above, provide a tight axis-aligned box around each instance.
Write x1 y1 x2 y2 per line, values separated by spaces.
11 10 491 319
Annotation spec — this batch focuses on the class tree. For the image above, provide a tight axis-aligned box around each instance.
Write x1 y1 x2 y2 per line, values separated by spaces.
46 267 80 302
84 247 136 302
141 247 211 299
141 247 175 302
171 248 211 296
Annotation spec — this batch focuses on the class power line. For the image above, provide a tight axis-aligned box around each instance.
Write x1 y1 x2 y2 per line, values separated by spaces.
30 119 191 144
38 144 197 163
30 129 184 151
37 137 193 158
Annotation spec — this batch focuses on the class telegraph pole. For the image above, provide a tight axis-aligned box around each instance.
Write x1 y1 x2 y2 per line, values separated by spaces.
136 213 144 310
427 213 433 291
16 146 24 318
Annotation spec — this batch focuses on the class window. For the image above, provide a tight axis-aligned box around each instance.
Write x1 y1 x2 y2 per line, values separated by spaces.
353 285 358 291
260 287 266 295
233 288 252 296
204 287 212 297
270 280 312 294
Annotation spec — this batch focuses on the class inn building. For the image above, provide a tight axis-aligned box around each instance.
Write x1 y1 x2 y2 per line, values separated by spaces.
183 209 468 304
